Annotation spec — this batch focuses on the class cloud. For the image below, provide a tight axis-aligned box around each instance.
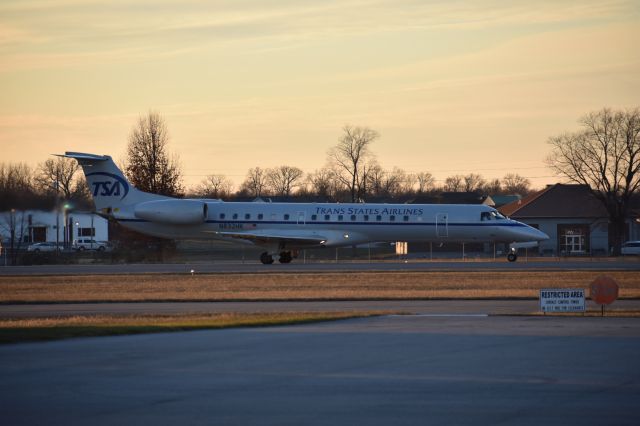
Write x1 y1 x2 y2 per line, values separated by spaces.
0 0 636 71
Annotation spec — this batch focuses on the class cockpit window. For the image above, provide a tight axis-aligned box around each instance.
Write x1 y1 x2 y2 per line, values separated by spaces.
481 211 506 221
493 211 506 220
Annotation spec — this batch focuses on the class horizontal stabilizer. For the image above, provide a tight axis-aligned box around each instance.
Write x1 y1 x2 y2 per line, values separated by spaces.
58 152 110 162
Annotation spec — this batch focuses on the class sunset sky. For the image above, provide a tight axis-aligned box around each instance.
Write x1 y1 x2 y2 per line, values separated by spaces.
1 0 638 190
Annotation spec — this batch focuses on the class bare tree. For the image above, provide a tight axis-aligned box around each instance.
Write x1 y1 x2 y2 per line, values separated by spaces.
463 173 486 192
125 111 183 196
0 163 39 210
328 125 379 202
502 173 531 195
397 168 417 196
0 209 28 265
34 157 79 199
0 163 33 195
482 178 502 195
304 168 340 200
443 175 464 192
266 166 304 197
240 167 268 198
365 163 386 197
415 172 436 193
195 174 234 199
71 176 94 209
383 167 413 198
547 107 640 254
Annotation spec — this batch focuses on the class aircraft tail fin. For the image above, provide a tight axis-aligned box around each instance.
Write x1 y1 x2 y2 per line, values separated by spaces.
61 152 167 213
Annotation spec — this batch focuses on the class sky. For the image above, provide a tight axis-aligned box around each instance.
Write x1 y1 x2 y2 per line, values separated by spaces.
1 0 639 190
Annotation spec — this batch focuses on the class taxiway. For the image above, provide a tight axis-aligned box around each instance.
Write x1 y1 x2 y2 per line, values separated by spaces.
1 314 639 425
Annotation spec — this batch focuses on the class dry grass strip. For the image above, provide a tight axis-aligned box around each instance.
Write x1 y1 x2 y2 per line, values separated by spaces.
0 311 384 344
0 271 638 302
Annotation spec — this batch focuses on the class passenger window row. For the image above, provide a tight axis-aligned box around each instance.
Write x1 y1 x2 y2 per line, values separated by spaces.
217 213 413 222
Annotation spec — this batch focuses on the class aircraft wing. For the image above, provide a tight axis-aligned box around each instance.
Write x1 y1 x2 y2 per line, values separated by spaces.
209 230 329 247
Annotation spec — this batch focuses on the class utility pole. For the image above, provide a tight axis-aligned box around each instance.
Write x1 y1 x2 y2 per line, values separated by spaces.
55 173 60 256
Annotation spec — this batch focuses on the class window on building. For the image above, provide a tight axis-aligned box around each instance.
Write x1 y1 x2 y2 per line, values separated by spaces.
31 226 47 242
79 227 95 237
558 224 590 255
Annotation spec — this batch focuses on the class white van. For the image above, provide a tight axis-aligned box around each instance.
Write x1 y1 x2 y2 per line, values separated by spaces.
72 239 111 251
621 241 640 255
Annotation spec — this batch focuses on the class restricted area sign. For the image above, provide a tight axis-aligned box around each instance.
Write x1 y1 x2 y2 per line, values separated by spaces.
540 289 586 313
590 275 619 305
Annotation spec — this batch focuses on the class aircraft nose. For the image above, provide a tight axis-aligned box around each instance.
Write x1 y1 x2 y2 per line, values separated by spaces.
509 221 549 242
520 224 548 241
532 227 549 241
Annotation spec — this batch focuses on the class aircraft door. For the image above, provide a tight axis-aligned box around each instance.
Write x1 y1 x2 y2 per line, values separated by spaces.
297 211 306 225
436 213 448 237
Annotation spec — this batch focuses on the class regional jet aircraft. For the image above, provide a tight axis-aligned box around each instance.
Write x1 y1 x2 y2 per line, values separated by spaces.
63 152 548 264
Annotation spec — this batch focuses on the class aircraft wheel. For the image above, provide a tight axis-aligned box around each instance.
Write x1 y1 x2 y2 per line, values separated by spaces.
260 252 274 265
507 253 518 262
279 251 293 264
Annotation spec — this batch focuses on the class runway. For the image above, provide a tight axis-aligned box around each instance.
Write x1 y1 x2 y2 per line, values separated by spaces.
1 314 639 425
1 258 639 275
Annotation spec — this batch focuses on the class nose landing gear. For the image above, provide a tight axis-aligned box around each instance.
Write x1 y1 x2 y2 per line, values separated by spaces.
507 247 518 262
260 250 296 264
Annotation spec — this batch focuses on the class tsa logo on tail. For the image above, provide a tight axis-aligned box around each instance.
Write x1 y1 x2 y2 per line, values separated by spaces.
86 172 129 200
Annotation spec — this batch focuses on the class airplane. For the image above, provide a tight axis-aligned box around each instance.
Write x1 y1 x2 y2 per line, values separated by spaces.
63 152 549 264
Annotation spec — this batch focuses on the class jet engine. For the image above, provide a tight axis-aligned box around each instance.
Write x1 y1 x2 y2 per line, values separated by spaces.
134 199 208 225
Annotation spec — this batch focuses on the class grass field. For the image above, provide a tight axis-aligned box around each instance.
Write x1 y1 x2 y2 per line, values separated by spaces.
1 270 638 343
0 270 638 303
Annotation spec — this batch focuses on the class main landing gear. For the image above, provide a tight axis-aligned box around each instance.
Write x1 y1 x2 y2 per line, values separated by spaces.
278 251 293 264
260 251 295 264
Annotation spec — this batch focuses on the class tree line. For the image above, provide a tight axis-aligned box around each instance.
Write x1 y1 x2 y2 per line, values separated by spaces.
0 120 534 211
0 158 91 211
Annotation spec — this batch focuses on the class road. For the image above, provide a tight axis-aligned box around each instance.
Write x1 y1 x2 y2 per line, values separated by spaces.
1 314 639 425
1 258 639 275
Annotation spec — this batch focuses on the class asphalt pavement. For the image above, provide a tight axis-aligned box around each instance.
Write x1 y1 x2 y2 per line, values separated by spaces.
1 258 639 275
1 314 639 425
